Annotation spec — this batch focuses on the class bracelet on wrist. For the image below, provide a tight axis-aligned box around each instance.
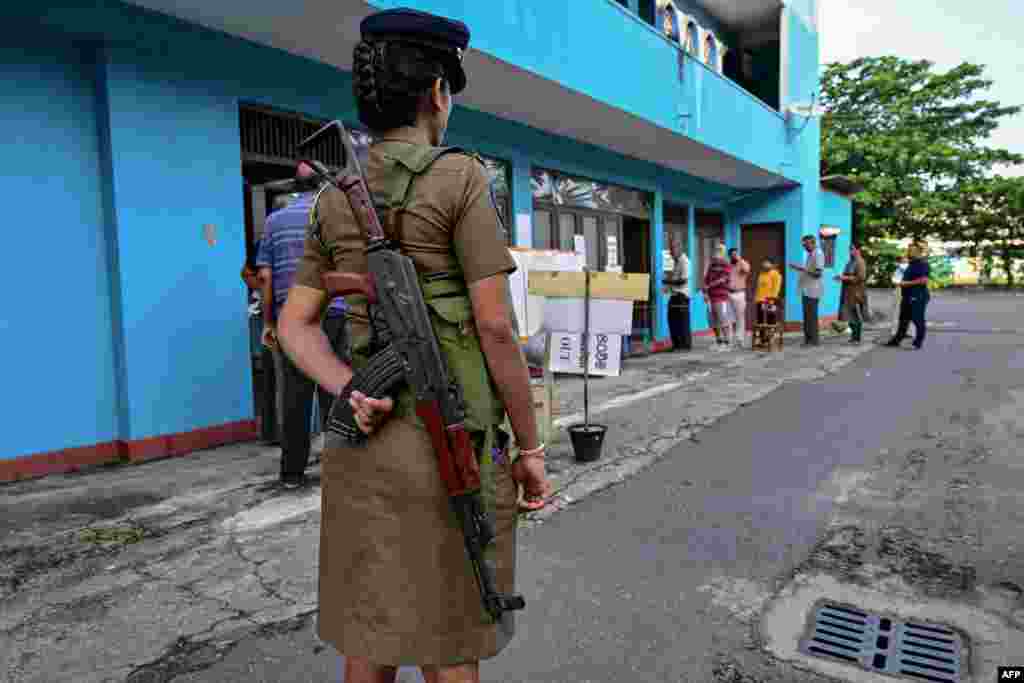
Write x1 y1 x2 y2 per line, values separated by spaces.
519 443 546 458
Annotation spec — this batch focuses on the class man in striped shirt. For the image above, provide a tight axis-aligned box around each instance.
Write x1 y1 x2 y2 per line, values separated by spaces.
256 166 349 489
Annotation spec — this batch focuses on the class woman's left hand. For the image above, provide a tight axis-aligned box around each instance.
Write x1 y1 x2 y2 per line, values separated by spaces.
348 390 395 436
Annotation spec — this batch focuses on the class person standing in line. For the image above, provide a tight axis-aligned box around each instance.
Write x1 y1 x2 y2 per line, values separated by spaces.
276 8 551 682
256 170 350 489
885 242 931 350
663 233 691 351
789 234 824 346
727 247 751 349
754 256 782 325
835 243 867 344
890 254 909 336
702 244 733 351
242 251 278 444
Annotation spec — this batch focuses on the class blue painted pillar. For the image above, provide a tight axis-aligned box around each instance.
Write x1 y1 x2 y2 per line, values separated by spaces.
510 151 532 247
725 213 740 253
688 203 706 333
651 190 668 341
783 189 807 324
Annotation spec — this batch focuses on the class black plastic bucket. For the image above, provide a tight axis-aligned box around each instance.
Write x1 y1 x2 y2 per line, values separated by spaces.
568 424 607 463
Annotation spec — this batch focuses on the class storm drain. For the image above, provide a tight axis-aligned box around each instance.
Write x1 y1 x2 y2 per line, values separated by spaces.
798 601 966 682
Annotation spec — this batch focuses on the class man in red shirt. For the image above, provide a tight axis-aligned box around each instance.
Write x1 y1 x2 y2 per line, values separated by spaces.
702 245 734 351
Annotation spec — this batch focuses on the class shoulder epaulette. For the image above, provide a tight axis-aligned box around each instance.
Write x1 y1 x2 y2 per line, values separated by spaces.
307 182 332 247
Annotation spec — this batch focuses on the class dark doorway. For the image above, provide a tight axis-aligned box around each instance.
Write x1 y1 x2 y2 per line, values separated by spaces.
741 222 786 328
622 216 651 344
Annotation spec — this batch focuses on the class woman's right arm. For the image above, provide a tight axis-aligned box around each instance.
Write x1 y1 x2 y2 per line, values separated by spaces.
278 286 352 396
279 190 358 397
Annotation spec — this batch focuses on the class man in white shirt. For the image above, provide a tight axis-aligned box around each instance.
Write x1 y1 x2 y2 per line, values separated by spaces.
789 234 825 346
891 255 909 335
663 234 691 351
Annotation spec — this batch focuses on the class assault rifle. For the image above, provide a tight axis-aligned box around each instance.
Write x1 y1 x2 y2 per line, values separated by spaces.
296 120 525 622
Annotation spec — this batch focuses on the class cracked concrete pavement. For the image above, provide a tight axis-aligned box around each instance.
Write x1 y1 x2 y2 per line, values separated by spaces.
1 312 877 682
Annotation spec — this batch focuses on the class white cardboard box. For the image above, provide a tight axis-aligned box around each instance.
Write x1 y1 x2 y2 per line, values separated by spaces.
542 298 634 335
509 248 585 339
548 332 622 377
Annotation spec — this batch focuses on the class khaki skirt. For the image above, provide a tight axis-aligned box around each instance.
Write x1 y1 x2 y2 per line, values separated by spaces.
318 416 519 667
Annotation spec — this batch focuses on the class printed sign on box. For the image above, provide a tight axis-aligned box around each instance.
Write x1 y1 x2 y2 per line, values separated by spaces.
548 332 622 377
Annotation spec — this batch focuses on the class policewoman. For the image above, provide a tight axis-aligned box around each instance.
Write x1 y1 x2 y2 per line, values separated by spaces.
277 8 551 683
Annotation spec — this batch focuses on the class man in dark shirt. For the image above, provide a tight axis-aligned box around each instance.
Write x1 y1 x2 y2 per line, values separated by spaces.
256 166 350 488
885 243 931 350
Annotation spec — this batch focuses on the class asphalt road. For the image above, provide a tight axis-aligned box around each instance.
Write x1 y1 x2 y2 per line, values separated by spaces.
173 290 1024 683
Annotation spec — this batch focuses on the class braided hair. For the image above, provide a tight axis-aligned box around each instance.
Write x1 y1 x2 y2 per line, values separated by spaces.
353 39 451 132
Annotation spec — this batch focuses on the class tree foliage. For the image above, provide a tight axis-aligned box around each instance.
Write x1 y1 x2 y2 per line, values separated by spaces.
820 57 1022 244
949 176 1024 285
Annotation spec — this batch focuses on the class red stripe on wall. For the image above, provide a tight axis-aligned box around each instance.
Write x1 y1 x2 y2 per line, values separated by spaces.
0 420 259 483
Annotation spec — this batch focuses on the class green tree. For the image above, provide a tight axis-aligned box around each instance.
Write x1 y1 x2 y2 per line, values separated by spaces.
958 176 1024 286
821 57 1022 244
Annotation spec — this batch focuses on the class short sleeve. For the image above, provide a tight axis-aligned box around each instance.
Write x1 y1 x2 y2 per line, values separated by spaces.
451 158 516 285
293 186 368 292
293 231 331 292
254 229 272 269
292 200 332 293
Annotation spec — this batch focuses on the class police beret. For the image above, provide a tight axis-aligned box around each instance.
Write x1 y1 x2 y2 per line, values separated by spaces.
360 8 470 93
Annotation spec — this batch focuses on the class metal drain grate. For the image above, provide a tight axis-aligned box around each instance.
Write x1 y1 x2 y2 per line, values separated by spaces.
798 601 965 682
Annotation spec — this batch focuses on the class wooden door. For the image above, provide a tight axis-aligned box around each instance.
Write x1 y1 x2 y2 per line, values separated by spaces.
740 222 786 327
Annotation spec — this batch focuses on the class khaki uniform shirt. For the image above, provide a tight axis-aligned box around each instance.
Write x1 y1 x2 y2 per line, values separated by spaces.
294 133 516 347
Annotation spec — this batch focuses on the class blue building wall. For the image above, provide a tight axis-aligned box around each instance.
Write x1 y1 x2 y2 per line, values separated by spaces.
1 0 824 462
1 37 121 458
821 190 854 313
369 0 796 182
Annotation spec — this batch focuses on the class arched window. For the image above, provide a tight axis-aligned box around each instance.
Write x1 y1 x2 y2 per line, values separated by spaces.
704 33 718 67
685 21 700 55
659 2 680 43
